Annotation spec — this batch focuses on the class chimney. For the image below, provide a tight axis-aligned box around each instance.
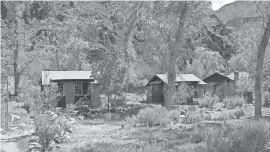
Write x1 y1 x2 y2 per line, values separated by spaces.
234 71 239 81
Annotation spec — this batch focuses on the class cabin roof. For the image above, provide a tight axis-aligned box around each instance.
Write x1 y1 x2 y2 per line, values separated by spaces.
146 74 206 86
203 72 249 82
41 71 94 85
203 72 232 81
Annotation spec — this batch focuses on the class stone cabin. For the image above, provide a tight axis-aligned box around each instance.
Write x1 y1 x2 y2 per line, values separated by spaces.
145 74 206 105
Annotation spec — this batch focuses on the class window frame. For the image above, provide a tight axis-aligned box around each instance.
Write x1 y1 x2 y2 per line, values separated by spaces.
58 83 64 95
75 82 82 95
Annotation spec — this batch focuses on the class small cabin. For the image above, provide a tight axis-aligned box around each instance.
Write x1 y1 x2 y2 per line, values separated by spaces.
203 71 252 103
145 74 206 105
203 72 236 99
41 71 96 108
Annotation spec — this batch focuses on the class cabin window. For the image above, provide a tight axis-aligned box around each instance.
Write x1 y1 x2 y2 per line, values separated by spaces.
82 82 89 94
58 83 64 94
75 83 82 94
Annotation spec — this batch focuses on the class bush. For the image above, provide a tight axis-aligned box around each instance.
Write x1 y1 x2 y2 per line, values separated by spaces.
198 120 270 152
22 101 31 113
137 107 170 127
34 114 60 151
229 121 270 152
233 109 244 119
178 143 206 152
223 97 244 109
173 83 195 104
103 113 112 121
166 110 183 123
183 113 202 124
198 93 219 109
125 115 138 127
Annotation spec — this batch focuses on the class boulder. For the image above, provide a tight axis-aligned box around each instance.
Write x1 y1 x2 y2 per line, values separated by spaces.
180 109 187 115
78 116 84 121
13 114 21 120
65 122 73 133
68 118 75 123
213 103 225 111
55 135 71 144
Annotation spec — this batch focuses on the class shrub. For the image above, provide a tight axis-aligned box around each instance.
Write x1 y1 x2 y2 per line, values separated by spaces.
34 114 60 151
22 101 31 113
199 120 270 152
103 113 112 121
178 143 206 152
137 107 169 127
198 93 219 109
125 115 138 127
183 113 202 124
173 83 195 104
233 109 244 119
229 121 270 152
166 110 183 123
223 97 244 109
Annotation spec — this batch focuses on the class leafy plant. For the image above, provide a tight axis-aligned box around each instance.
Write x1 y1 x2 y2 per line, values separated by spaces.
34 114 60 152
223 97 244 109
22 101 31 113
137 107 170 127
195 120 270 152
173 83 195 104
198 93 219 109
103 113 112 121
233 109 244 119
125 115 138 127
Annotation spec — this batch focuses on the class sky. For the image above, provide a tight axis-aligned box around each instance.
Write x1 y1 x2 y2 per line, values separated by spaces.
211 0 236 10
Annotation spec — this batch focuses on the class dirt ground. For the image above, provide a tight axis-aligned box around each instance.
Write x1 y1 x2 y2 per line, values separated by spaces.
1 102 270 152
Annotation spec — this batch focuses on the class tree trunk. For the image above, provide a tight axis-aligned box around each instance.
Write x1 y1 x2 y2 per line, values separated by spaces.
164 2 188 108
14 45 19 96
14 19 19 96
254 15 270 117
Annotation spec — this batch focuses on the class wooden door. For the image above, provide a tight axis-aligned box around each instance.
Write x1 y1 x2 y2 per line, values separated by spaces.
152 84 163 104
65 82 74 104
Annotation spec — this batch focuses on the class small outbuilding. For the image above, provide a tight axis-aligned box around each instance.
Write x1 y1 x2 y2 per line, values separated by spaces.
145 74 206 105
203 71 252 102
41 71 96 108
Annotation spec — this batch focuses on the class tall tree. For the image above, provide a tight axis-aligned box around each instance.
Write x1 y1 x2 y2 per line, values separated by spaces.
253 2 270 117
1 1 42 96
255 13 270 117
165 2 188 107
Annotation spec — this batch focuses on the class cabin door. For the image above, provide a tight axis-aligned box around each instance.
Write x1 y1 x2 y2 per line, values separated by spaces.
65 82 74 104
152 84 164 104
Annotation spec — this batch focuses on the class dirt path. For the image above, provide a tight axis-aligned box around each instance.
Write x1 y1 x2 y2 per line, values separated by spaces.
1 141 20 152
54 120 140 152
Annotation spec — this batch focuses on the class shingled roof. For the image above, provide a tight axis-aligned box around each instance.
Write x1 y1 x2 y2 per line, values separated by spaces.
146 74 206 86
41 71 94 85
